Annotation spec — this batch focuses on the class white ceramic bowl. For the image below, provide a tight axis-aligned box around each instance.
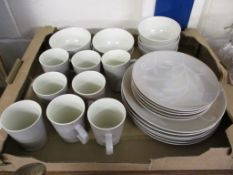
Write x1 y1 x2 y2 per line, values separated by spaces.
49 27 91 54
138 16 181 45
138 44 149 54
138 42 178 54
138 36 179 51
92 28 134 54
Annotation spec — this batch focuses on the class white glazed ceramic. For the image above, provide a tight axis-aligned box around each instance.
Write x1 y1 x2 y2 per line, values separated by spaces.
92 28 134 54
101 50 132 92
0 100 47 151
71 50 101 74
138 36 179 51
132 51 220 111
39 48 69 74
72 71 106 101
49 27 91 54
46 94 88 144
122 66 226 134
138 16 181 45
138 42 178 54
32 72 67 101
87 98 126 155
122 66 226 145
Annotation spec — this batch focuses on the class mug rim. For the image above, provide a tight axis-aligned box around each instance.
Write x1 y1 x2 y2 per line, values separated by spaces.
72 71 106 97
46 94 86 126
71 50 101 70
32 71 67 97
39 48 69 68
101 49 131 68
0 100 42 133
87 98 126 131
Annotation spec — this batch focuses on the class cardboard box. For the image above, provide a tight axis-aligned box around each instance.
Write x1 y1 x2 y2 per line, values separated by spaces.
0 26 233 173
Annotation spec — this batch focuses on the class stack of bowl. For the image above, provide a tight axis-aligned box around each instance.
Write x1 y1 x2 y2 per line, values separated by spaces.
138 16 181 54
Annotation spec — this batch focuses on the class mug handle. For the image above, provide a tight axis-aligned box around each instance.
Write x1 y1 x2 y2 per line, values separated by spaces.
75 124 89 144
105 133 113 155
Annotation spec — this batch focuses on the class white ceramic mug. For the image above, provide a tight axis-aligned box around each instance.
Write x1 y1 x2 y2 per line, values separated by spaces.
0 100 47 151
72 71 106 102
101 49 133 92
46 94 88 144
32 72 67 101
71 50 101 74
39 48 69 74
87 98 126 155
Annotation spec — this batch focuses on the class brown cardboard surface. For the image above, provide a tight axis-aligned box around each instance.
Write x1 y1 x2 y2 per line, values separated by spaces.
150 148 233 170
0 26 233 172
0 56 7 89
0 26 55 114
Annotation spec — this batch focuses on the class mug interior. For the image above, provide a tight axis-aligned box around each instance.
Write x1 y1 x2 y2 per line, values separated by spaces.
33 72 67 96
47 94 85 124
88 98 126 129
72 50 100 69
72 71 105 95
1 101 41 131
102 50 130 66
39 48 69 67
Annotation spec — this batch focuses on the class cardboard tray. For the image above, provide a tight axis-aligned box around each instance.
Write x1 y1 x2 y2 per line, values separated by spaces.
0 26 233 173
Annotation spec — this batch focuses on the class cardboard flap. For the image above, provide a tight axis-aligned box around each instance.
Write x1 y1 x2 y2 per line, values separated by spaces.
1 154 149 172
226 124 233 156
0 26 55 154
0 131 8 153
222 83 233 122
183 29 228 84
149 148 233 170
5 58 23 84
0 26 55 114
0 56 7 88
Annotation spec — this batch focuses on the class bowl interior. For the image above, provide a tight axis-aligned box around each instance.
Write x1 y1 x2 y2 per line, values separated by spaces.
138 17 181 42
49 28 91 51
92 28 134 53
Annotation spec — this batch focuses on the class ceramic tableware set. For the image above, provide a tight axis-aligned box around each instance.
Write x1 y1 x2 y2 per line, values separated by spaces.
0 16 227 157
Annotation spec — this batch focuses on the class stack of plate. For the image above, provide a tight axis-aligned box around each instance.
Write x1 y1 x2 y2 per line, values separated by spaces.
138 16 181 54
121 51 226 145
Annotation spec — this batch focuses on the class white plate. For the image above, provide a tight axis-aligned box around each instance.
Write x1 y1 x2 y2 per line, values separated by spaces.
131 114 218 141
132 51 220 111
123 94 219 137
132 118 217 145
122 66 226 133
131 80 211 119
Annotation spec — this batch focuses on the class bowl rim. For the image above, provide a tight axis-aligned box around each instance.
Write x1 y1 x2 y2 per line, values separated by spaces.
92 27 135 54
49 27 91 52
138 16 181 43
